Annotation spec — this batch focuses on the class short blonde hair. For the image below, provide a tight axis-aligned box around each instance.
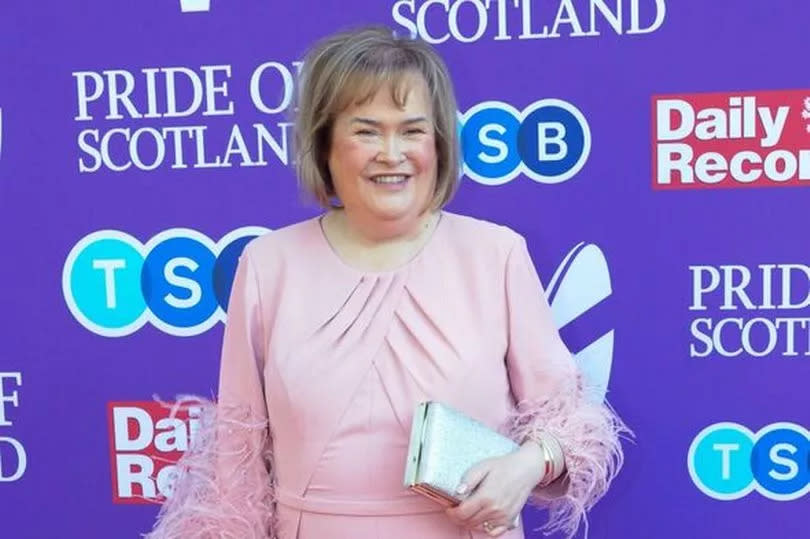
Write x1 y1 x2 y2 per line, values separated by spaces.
295 26 460 209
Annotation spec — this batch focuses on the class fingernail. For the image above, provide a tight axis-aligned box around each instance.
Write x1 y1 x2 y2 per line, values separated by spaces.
456 482 468 494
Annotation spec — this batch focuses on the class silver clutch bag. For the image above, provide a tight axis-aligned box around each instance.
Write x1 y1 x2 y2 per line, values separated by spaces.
403 401 519 506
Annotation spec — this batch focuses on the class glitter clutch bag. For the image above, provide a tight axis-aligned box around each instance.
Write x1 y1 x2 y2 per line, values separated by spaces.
403 401 519 506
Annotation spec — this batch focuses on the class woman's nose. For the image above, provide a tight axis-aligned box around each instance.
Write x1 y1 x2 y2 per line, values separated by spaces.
375 135 405 164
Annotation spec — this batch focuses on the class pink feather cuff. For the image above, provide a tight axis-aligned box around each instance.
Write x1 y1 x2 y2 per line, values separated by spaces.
506 379 631 539
144 397 277 539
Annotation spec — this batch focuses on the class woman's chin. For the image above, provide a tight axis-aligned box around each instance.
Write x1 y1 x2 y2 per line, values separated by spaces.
364 202 423 224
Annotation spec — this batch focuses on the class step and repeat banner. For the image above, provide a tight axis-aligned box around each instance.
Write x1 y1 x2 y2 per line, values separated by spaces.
1 1 808 537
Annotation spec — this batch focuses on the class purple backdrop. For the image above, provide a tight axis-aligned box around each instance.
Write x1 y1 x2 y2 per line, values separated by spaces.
1 1 808 537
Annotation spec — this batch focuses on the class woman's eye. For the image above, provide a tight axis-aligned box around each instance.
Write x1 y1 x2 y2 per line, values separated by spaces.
355 129 376 136
405 128 426 135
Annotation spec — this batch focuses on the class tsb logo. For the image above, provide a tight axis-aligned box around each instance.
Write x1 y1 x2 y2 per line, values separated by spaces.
62 227 269 337
459 100 591 185
688 422 810 501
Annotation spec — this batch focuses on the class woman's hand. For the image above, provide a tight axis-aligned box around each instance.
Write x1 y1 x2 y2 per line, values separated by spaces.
444 442 545 536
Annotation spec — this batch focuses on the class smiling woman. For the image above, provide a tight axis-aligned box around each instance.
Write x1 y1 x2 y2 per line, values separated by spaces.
146 25 628 539
319 75 440 261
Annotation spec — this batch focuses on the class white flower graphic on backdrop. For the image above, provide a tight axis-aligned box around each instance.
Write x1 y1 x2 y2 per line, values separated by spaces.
546 242 613 403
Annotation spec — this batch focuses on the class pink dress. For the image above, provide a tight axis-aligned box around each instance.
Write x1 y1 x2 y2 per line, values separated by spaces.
147 212 626 539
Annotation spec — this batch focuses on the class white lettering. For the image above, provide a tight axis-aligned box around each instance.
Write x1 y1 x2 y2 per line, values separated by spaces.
73 71 105 121
538 122 567 160
656 99 693 140
768 443 799 481
694 152 727 184
92 259 126 309
78 129 102 173
0 373 22 426
627 0 666 35
164 258 202 309
154 418 189 452
250 62 295 115
200 65 235 116
549 0 586 37
759 105 789 148
713 443 740 480
392 0 419 38
478 123 509 164
721 266 755 311
0 437 27 482
116 454 155 498
113 407 154 451
656 143 693 184
163 67 204 118
129 127 166 171
728 151 762 183
586 0 622 36
689 265 721 310
418 0 451 44
763 150 797 182
779 264 810 309
393 0 666 43
448 0 487 42
104 70 141 120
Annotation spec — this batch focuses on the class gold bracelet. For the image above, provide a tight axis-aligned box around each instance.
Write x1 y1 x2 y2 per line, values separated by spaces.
529 436 554 487
540 440 556 486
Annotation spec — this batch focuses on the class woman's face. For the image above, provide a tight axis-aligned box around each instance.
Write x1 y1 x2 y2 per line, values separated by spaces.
327 74 438 227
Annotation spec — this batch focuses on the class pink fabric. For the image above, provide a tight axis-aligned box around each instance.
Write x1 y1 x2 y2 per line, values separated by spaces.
146 212 627 539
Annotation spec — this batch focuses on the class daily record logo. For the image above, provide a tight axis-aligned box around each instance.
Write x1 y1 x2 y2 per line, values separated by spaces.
62 227 270 337
546 242 612 402
460 99 590 185
653 90 810 189
109 401 201 503
689 422 810 501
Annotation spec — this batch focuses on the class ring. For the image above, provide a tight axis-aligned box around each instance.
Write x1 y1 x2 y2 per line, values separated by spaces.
483 521 493 532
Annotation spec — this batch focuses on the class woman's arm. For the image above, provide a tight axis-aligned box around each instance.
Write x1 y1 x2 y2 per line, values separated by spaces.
146 243 276 539
502 234 630 538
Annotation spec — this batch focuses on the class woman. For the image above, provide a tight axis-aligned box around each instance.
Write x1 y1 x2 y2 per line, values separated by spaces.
147 26 627 539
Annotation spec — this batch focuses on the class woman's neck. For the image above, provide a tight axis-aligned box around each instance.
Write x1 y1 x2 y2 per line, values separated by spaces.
335 210 435 245
322 209 440 272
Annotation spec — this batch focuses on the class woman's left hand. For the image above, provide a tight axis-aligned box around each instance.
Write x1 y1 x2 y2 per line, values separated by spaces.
444 442 545 536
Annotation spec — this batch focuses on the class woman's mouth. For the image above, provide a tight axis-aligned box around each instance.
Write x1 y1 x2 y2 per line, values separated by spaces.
370 174 409 185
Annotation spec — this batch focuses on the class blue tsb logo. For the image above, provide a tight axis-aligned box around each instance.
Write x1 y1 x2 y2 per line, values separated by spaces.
62 227 269 337
459 99 591 185
688 422 810 501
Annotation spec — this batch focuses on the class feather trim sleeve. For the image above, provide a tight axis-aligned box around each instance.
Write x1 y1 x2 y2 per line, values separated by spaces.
144 398 276 539
503 235 631 539
146 242 276 538
506 378 629 538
